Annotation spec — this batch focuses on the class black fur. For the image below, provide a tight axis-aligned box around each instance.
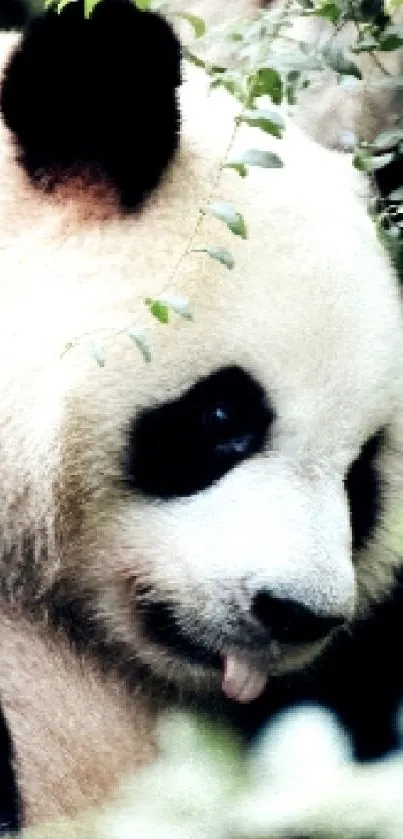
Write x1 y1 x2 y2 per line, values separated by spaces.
345 428 385 551
374 152 403 203
124 365 275 499
251 592 344 642
234 568 403 762
0 701 20 834
0 0 30 30
142 600 222 669
1 0 182 209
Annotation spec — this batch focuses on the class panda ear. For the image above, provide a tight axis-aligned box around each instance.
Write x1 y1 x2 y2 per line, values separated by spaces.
1 0 182 210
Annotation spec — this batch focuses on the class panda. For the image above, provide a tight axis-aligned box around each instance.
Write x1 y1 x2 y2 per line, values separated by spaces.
0 0 403 831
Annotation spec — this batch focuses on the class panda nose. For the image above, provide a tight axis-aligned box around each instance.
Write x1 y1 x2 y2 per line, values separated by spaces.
251 590 345 644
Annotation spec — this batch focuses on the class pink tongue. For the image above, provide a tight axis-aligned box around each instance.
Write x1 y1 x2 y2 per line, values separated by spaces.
222 654 268 704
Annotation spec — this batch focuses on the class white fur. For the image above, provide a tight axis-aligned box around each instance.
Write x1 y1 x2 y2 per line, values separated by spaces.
0 17 402 822
0 27 401 703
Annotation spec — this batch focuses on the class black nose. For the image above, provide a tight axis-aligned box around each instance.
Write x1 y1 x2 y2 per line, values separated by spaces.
251 590 345 644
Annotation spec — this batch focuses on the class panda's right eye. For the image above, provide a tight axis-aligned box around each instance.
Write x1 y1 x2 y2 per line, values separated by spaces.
123 365 274 499
202 404 229 428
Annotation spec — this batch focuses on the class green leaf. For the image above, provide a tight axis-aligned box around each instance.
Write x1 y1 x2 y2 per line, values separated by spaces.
160 295 193 321
322 46 362 79
182 47 206 69
84 0 99 17
249 67 283 105
312 2 340 23
210 71 246 102
202 202 248 239
223 161 248 177
225 149 283 171
352 37 379 53
389 187 403 201
192 246 235 269
372 128 403 150
286 70 301 106
379 33 403 50
237 108 285 138
88 341 106 367
378 25 403 51
175 12 206 38
46 0 75 10
383 23 403 38
144 296 193 323
133 0 152 8
353 150 395 172
144 298 170 324
127 330 152 362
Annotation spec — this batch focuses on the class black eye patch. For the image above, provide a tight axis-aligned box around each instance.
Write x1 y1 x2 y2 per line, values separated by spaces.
344 429 385 552
124 365 274 499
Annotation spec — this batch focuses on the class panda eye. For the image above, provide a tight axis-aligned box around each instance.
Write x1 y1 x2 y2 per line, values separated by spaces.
203 404 229 426
124 365 275 499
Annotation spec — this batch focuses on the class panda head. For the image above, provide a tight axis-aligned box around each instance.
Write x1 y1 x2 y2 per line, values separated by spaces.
1 0 403 706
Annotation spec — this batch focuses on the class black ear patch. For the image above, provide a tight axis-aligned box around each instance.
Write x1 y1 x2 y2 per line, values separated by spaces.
1 0 182 209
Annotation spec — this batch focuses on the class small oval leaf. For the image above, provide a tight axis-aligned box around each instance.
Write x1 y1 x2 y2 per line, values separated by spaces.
226 149 283 170
89 341 106 367
223 161 248 177
127 329 152 363
379 33 403 51
372 128 403 151
238 108 285 138
84 0 99 17
202 202 248 239
175 12 206 38
48 0 76 11
389 187 403 201
182 47 206 69
353 150 395 172
192 246 235 269
145 298 170 324
160 295 193 321
249 68 283 105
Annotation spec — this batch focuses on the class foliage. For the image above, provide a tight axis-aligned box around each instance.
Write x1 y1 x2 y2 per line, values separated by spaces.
15 705 403 838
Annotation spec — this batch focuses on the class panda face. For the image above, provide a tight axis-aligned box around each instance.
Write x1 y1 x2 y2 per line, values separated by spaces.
1 6 403 706
49 103 403 701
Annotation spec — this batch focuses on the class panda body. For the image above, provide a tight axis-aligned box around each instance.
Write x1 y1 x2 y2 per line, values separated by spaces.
0 1 403 829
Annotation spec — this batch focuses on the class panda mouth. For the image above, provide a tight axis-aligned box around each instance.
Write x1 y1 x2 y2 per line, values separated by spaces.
221 653 270 703
141 600 272 703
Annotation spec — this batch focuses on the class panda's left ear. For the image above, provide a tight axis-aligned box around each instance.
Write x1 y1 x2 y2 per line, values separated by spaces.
1 0 182 210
